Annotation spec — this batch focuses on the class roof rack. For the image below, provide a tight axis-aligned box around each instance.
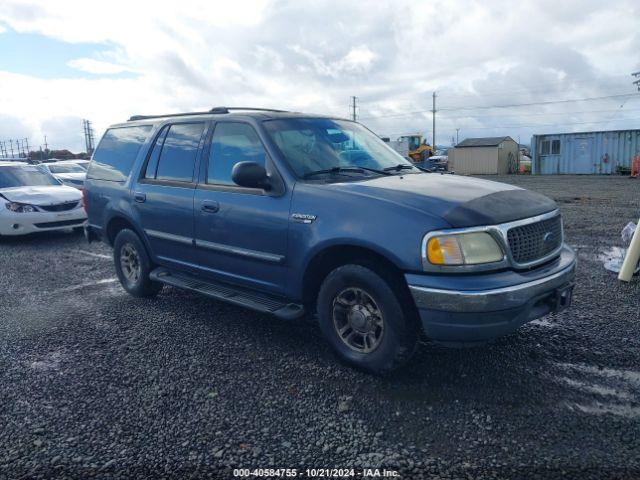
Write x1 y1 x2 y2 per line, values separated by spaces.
128 106 290 122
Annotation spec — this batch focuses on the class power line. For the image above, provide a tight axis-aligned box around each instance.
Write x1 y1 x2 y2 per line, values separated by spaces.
357 74 632 107
359 93 638 120
440 93 638 112
381 116 640 137
425 106 640 121
433 75 633 100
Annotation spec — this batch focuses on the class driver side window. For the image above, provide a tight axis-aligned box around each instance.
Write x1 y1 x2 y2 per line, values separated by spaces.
207 123 266 186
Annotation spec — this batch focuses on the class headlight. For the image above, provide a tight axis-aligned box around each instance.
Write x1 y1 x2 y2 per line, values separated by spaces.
6 202 37 213
426 232 503 265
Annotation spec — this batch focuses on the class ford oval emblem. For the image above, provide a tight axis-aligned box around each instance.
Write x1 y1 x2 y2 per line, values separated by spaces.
543 231 556 246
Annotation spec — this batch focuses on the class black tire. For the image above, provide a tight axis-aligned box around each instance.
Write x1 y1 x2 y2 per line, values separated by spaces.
317 264 419 374
113 229 163 298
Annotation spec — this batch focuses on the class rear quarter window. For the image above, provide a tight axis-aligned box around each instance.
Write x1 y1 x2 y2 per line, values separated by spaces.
88 125 153 182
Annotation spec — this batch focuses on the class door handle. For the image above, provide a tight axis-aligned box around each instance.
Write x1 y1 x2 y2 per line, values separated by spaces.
134 192 146 203
201 200 219 213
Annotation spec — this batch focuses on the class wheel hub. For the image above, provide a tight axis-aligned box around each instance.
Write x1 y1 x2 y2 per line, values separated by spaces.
348 305 371 332
332 287 384 354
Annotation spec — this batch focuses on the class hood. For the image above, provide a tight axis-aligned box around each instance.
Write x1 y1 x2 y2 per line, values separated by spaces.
0 185 82 205
326 173 557 227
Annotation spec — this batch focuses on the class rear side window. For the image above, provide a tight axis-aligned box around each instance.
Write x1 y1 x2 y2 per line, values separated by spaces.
208 122 266 185
144 125 170 179
154 123 205 183
89 125 152 182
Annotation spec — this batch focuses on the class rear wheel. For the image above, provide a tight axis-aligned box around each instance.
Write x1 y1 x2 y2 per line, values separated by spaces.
113 229 162 298
317 264 419 374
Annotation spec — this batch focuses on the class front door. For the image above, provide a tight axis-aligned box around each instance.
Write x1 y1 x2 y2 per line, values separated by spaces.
133 121 206 269
193 121 291 295
573 136 594 174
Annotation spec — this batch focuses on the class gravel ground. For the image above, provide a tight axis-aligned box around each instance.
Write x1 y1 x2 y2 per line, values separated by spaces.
0 175 638 479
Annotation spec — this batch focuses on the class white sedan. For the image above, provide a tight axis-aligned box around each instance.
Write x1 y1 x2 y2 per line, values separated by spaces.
39 161 87 189
0 162 86 236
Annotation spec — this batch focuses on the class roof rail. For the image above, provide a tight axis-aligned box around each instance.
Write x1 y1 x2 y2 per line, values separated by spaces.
128 106 290 122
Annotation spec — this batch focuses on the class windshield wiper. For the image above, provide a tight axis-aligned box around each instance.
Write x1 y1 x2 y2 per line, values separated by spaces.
383 164 417 172
303 166 391 179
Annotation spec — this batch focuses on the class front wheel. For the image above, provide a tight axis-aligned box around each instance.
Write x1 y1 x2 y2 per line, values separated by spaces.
317 264 419 374
113 229 163 298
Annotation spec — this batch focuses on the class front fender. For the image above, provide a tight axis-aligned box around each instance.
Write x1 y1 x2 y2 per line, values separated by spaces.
285 182 451 299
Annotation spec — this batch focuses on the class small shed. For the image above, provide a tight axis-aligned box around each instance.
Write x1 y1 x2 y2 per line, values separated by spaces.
450 136 519 174
531 129 640 174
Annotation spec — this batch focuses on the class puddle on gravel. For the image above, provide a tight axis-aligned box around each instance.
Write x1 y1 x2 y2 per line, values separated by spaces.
577 246 639 274
29 350 67 372
54 277 118 293
555 362 640 419
530 318 559 328
557 362 640 386
78 250 112 260
566 402 640 419
556 376 632 400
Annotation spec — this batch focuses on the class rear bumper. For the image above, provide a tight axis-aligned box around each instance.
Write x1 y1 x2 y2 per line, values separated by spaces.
406 244 577 343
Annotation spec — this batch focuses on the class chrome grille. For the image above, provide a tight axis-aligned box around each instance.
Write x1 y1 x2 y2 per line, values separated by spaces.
39 201 80 212
507 214 562 264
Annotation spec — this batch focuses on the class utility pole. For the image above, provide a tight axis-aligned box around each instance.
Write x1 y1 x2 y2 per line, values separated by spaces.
9 139 14 157
89 121 95 155
633 71 640 91
432 92 437 148
83 120 88 154
350 96 358 122
24 138 30 159
83 119 95 155
455 128 460 145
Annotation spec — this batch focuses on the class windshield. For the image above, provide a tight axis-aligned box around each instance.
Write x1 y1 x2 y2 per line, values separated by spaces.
48 164 86 174
0 166 61 188
263 118 415 178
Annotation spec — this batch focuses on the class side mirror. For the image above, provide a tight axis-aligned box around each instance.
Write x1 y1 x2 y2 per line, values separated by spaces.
231 161 271 190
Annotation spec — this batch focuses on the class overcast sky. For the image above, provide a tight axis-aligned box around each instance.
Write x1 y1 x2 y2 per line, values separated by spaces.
0 0 639 153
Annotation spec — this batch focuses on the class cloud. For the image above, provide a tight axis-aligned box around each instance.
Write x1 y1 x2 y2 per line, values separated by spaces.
67 58 132 75
0 0 638 152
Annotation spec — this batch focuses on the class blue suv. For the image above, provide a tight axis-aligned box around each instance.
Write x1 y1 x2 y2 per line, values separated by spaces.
84 107 576 373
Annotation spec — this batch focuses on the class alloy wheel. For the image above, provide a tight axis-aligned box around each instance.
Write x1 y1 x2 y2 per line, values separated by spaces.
332 287 385 354
120 243 141 285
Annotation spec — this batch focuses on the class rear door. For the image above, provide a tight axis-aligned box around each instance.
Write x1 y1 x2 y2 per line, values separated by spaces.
193 121 291 295
133 121 206 269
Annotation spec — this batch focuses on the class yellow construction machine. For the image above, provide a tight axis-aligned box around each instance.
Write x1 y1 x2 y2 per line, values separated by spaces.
385 135 434 162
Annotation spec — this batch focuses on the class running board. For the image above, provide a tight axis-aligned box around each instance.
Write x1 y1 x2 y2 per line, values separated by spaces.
149 267 305 320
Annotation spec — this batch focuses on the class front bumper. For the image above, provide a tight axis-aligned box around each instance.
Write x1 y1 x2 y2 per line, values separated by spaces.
0 208 87 236
406 244 577 343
